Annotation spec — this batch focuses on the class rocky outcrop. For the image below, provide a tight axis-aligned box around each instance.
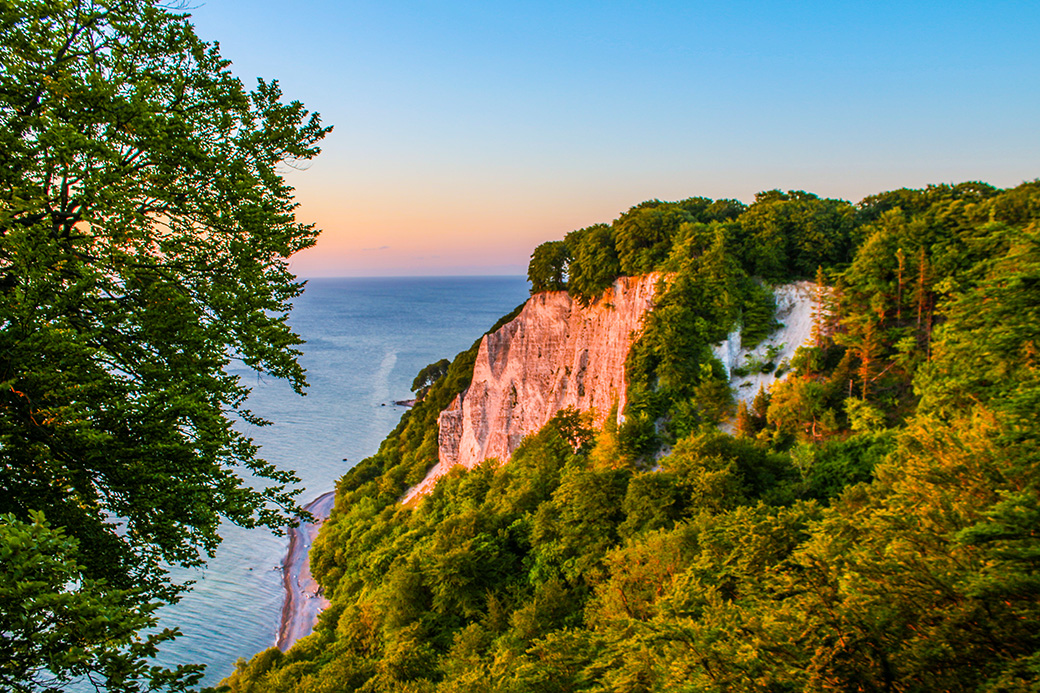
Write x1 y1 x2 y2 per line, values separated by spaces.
401 274 659 503
712 280 818 404
400 277 820 503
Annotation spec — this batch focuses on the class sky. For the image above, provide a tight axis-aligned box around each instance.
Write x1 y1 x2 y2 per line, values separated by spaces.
186 1 1040 277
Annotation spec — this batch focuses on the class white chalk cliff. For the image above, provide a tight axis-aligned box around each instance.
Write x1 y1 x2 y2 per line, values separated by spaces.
401 274 660 503
712 280 819 404
401 277 820 503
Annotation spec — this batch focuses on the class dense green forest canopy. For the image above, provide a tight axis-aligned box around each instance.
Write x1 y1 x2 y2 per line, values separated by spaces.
227 180 1040 692
0 0 327 690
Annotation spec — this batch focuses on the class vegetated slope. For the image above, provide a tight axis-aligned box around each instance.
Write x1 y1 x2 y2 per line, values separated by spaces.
224 181 1040 693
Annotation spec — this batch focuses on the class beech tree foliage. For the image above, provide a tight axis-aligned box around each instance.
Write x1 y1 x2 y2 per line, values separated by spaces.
527 239 569 292
227 181 1040 693
0 512 202 693
0 0 328 689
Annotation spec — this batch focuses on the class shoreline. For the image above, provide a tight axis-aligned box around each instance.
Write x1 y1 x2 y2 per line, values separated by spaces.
277 490 335 651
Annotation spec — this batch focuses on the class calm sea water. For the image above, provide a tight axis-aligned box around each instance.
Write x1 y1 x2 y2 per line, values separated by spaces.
154 276 530 686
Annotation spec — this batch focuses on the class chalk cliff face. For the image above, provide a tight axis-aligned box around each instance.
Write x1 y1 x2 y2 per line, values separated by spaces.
712 281 818 404
401 274 659 503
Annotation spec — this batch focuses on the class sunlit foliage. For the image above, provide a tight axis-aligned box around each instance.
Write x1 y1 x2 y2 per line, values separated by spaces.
227 181 1040 692
1 0 328 688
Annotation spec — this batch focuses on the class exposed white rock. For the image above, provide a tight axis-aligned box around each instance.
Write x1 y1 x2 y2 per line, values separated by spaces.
712 280 818 405
401 274 660 503
401 277 820 503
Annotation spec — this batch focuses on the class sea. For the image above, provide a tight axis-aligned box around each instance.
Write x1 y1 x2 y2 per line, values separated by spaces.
152 276 530 687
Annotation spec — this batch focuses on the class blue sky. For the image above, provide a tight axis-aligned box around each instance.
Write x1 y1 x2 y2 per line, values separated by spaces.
187 0 1040 276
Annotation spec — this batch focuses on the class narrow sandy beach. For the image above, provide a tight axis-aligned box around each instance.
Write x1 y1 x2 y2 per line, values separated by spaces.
277 491 335 651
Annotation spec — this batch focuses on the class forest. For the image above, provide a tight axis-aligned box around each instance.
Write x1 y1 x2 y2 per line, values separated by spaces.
224 181 1040 692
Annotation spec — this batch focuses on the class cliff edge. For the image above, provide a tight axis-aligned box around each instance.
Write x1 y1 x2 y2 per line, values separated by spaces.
401 274 659 503
401 277 819 503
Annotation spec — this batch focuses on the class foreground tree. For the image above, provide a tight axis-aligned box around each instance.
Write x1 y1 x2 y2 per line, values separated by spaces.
1 513 204 693
0 0 329 689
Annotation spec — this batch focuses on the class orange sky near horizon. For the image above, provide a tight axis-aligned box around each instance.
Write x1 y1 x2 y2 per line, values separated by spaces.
195 2 1040 279
285 158 1040 278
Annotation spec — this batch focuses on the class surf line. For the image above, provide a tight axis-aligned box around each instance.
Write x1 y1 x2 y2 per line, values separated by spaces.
277 490 335 651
